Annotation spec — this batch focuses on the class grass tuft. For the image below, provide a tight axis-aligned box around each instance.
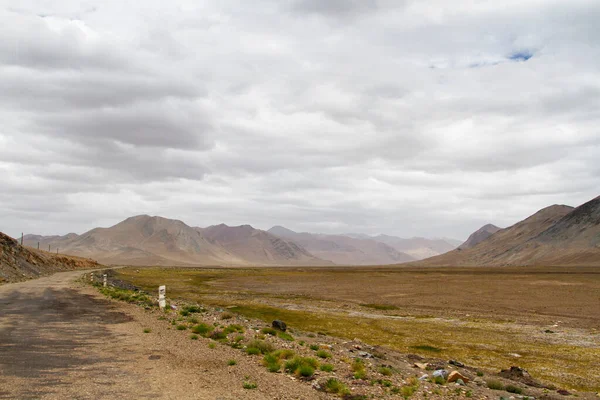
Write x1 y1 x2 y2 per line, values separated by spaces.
323 378 350 395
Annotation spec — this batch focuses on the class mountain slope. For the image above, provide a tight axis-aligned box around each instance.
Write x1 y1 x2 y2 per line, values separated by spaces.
1 232 100 283
267 227 415 265
198 224 330 266
458 224 501 249
26 215 245 266
418 198 600 266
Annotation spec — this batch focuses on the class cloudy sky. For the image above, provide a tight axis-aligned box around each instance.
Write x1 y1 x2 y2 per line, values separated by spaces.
1 0 599 240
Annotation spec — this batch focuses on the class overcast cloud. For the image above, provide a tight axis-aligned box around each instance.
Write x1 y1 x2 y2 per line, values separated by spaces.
1 0 599 240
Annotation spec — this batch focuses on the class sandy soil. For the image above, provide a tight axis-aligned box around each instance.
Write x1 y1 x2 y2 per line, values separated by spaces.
0 271 328 399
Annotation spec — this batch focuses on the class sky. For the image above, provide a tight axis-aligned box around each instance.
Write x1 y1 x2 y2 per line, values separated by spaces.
1 0 599 240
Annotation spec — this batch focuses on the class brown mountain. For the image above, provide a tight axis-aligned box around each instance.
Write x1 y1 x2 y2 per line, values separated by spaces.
419 196 600 266
1 232 100 283
24 216 329 266
268 226 415 265
458 224 501 249
198 224 329 266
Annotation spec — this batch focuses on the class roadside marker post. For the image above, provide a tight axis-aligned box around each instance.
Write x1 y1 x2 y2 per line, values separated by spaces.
158 285 166 311
103 274 107 287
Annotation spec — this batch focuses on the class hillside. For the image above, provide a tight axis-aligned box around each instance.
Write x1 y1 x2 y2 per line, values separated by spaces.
198 224 330 265
0 232 100 283
458 224 501 249
419 196 600 266
268 227 415 265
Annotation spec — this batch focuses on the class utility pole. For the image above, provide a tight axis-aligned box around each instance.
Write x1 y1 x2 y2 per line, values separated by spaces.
37 242 40 250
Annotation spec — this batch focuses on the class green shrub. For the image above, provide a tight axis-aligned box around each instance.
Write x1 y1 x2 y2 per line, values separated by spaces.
224 324 245 334
277 331 294 341
320 363 335 372
191 323 212 336
323 378 350 395
271 349 295 360
316 350 331 359
433 376 446 385
298 364 315 377
176 324 187 331
284 357 319 377
228 359 237 366
378 366 393 376
143 328 151 333
352 358 366 379
486 380 504 391
246 340 274 355
190 334 199 340
208 343 216 349
506 385 523 394
261 327 277 335
246 347 261 355
243 381 257 389
476 371 484 377
401 384 418 399
309 344 320 351
263 354 281 372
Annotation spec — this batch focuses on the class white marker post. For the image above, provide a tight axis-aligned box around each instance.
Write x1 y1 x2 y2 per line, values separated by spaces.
90 273 93 282
158 285 166 311
103 274 107 287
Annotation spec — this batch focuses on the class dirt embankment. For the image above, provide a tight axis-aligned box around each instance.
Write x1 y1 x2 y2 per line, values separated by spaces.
0 232 100 284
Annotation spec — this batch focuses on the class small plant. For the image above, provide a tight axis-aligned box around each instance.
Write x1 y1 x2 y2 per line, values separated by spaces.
245 340 275 355
476 371 484 377
208 343 216 349
261 327 277 336
191 323 212 336
309 344 319 351
466 390 473 398
323 378 350 396
242 381 257 390
320 363 335 372
352 358 367 379
433 375 446 385
210 330 227 340
378 366 393 376
176 324 187 331
263 353 281 372
506 385 523 394
224 324 245 334
221 312 233 320
228 359 237 366
298 340 305 346
284 357 319 377
401 383 418 399
143 328 151 333
246 347 261 355
190 334 199 340
298 364 315 377
277 331 294 341
316 350 331 359
486 380 504 391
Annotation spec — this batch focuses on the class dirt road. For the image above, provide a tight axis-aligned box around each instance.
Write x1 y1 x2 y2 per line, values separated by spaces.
0 271 326 399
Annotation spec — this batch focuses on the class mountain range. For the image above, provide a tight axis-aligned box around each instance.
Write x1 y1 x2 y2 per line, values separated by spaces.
22 216 460 266
419 195 600 266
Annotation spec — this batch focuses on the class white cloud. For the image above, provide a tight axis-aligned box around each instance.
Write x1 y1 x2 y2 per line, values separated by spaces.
0 0 599 240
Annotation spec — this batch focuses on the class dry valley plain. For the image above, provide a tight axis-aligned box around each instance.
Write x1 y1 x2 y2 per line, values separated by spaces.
115 265 600 392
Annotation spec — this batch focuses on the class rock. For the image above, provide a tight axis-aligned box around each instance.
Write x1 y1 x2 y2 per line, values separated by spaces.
419 374 429 381
449 360 465 367
557 389 571 396
414 363 428 370
272 320 287 331
456 379 465 386
447 371 469 383
358 351 373 358
499 366 543 388
433 370 449 379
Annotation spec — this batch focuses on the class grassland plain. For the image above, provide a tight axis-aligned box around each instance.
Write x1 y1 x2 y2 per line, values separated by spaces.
115 266 600 391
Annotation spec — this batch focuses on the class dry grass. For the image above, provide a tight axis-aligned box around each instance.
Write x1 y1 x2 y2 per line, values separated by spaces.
115 266 600 391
